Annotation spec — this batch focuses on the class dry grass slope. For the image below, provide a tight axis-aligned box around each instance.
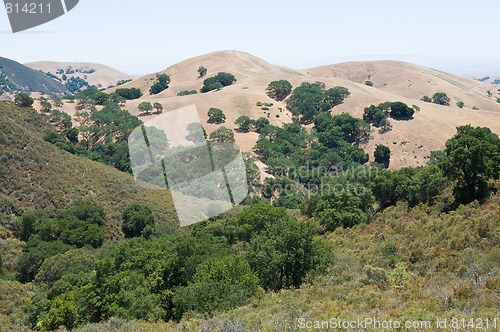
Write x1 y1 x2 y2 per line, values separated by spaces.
101 51 500 170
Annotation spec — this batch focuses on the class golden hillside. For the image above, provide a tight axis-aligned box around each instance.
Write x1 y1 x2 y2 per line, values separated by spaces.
98 51 500 169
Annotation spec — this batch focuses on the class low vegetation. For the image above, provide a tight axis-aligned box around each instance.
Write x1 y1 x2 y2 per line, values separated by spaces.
177 90 198 96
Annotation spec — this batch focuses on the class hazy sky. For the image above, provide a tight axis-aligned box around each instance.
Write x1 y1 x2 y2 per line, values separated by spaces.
1 0 499 75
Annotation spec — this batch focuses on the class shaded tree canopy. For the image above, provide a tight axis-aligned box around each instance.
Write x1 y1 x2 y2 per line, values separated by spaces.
266 80 292 101
440 125 500 204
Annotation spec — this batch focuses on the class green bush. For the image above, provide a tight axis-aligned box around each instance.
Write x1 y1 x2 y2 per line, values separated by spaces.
122 204 155 238
420 95 432 103
173 255 259 316
115 88 142 100
14 92 34 107
177 90 198 96
432 92 451 106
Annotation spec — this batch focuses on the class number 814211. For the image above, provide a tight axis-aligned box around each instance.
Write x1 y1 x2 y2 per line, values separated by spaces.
5 2 51 14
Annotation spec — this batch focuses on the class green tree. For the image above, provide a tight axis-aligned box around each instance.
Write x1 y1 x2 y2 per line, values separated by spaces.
253 117 270 133
209 127 235 143
440 125 500 203
138 101 153 115
303 178 374 231
286 82 350 123
35 249 95 284
17 238 73 283
92 92 109 105
374 145 391 168
456 101 465 108
363 104 388 126
115 88 142 100
198 66 207 78
245 216 316 291
14 210 50 242
14 92 34 107
378 117 392 133
421 95 432 102
173 255 259 316
153 102 163 114
390 101 415 119
201 72 236 93
235 115 253 132
207 107 226 124
122 204 155 238
266 80 292 101
432 92 451 106
149 73 171 95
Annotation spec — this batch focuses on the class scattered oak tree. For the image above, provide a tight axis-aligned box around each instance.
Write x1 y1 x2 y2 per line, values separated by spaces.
440 125 500 204
266 80 292 101
207 107 226 124
197 66 207 78
209 127 235 143
201 72 236 93
235 115 253 132
149 73 171 95
432 92 451 106
153 102 163 114
138 101 153 115
390 101 415 119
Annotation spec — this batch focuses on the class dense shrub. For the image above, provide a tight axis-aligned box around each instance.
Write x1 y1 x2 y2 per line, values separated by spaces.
115 88 142 100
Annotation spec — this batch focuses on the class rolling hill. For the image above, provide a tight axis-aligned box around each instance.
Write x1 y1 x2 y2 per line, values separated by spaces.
102 50 500 170
25 61 133 89
0 57 69 96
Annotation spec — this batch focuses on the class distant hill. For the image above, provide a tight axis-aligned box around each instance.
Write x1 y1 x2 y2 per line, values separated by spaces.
25 61 133 89
0 57 69 96
103 50 500 170
307 60 500 111
475 75 500 86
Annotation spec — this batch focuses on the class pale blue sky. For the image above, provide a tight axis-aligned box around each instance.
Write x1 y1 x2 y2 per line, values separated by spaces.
1 0 499 75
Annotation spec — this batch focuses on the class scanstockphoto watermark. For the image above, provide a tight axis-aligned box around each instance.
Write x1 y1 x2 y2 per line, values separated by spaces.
271 163 379 181
128 105 249 227
263 164 381 199
4 0 79 33
298 317 498 330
